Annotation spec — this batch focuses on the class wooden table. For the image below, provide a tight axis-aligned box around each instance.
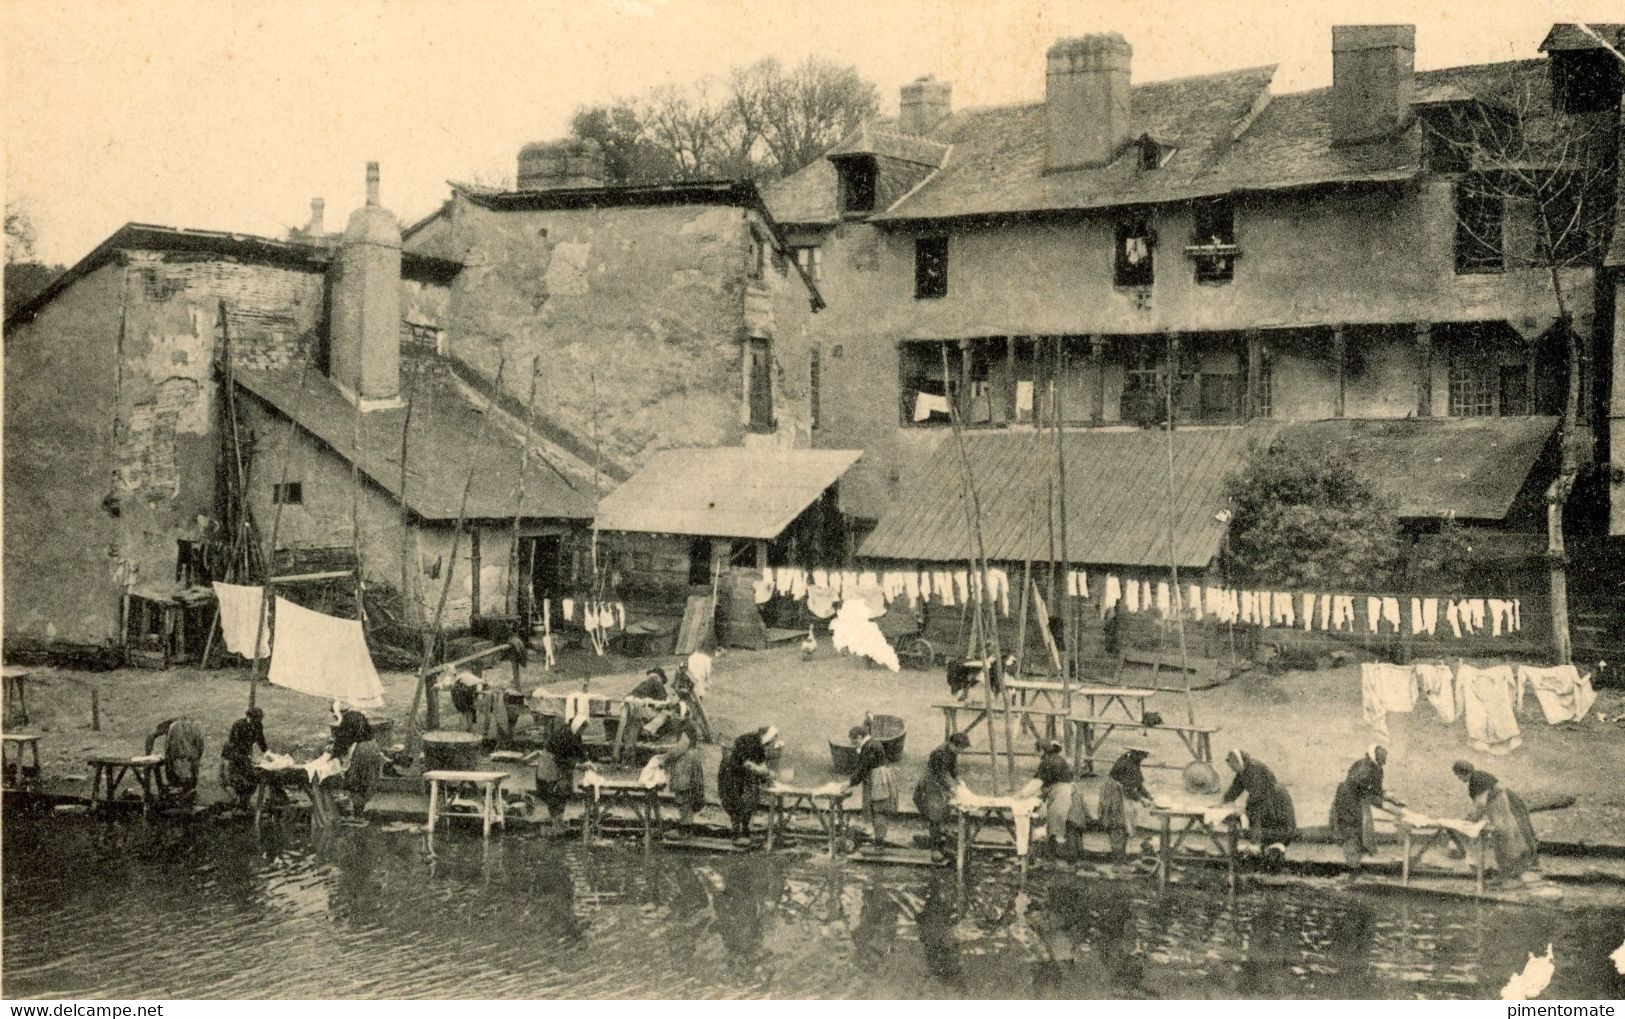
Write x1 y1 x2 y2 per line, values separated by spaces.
1395 811 1488 894
2 733 42 791
424 769 510 841
87 755 168 814
1151 805 1241 892
936 701 1071 760
580 770 663 849
250 765 312 827
1068 715 1217 775
3 666 31 725
950 789 1043 881
764 782 851 855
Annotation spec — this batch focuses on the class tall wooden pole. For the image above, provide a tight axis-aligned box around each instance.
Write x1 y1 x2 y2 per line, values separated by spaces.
246 338 316 708
508 357 540 617
1163 333 1196 725
1054 336 1073 711
941 345 1008 782
414 355 507 731
397 357 423 628
350 349 367 631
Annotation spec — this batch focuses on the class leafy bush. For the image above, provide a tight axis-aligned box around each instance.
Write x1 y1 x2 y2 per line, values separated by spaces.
1222 440 1406 589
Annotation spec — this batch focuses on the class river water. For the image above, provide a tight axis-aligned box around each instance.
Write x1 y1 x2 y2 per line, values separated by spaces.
4 812 1623 1000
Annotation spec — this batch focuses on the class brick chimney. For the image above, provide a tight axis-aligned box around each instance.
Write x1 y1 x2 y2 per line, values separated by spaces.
305 198 325 236
899 76 952 136
517 138 605 190
1045 34 1134 172
329 162 402 406
1331 25 1415 145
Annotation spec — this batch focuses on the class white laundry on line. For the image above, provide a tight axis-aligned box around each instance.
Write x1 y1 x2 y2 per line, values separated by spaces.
267 597 384 709
212 582 270 658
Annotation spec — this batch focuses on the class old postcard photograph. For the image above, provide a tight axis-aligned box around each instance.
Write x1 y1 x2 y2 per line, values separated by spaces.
4 0 1625 1003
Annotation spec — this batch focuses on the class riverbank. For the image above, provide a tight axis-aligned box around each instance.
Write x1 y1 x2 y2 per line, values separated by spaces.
9 643 1625 850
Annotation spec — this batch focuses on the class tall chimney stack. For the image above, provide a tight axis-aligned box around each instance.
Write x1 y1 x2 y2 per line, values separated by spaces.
898 76 952 136
1331 25 1415 145
1045 34 1134 172
329 162 402 406
306 198 325 236
517 138 606 191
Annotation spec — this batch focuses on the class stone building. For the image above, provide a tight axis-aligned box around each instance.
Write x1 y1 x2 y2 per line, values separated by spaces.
4 146 827 659
764 24 1624 578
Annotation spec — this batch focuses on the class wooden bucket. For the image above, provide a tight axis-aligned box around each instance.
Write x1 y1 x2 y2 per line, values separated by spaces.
421 730 481 772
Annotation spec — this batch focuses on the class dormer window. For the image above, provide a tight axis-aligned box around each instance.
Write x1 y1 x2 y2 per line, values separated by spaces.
1114 218 1155 288
837 156 878 215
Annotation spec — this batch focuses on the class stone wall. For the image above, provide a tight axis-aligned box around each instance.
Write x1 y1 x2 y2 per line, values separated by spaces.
3 263 126 645
407 196 813 472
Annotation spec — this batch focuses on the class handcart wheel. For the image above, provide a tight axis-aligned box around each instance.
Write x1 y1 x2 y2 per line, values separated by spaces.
900 637 935 672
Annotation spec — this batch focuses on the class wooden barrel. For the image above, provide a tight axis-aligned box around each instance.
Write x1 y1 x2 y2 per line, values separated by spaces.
421 730 481 772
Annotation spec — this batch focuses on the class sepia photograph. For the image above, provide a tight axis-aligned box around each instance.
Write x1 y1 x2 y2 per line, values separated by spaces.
3 0 1625 1003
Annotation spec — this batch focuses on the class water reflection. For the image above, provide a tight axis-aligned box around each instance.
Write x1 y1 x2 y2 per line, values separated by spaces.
3 812 1623 1000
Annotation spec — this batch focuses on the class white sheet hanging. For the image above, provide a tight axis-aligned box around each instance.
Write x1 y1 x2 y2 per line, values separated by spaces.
212 582 271 659
267 597 384 709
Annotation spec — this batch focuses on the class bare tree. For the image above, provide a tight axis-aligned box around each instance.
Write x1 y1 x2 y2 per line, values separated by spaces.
568 56 878 184
1437 65 1620 663
5 201 38 263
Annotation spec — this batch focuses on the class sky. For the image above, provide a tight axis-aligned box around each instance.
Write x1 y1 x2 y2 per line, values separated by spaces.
5 0 1624 266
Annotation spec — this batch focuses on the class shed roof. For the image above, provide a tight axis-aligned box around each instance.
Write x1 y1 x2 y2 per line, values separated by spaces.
1273 417 1558 521
1538 23 1625 51
234 366 597 522
859 425 1272 568
593 447 862 539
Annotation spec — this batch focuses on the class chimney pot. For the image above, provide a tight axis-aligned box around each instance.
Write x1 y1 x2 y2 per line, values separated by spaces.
307 198 325 236
1045 33 1134 172
1331 25 1415 145
898 76 952 136
332 163 402 404
517 138 606 191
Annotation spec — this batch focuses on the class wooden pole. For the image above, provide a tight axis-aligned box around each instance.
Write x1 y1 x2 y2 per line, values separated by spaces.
247 338 317 708
1053 336 1073 713
941 344 1007 784
507 357 540 617
350 362 367 633
1163 333 1196 725
1012 494 1036 782
416 355 508 732
91 687 101 731
398 358 423 629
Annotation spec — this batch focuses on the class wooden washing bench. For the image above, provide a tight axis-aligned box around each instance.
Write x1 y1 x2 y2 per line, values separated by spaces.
935 701 1073 759
1067 715 1218 775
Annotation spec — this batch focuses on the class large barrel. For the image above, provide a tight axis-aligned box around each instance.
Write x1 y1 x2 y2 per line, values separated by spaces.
421 730 481 772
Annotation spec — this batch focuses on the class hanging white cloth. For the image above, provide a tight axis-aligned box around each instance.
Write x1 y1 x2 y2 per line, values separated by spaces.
1188 584 1203 620
1381 597 1401 634
830 599 900 671
1459 664 1521 754
1125 579 1141 614
1318 594 1332 631
937 571 956 607
1155 582 1170 618
1517 665 1597 725
1103 575 1122 614
1410 598 1424 635
562 598 575 622
267 597 384 709
1302 593 1316 632
1422 598 1439 636
1360 662 1415 737
1446 601 1463 639
1366 596 1382 634
212 582 271 659
1414 663 1459 724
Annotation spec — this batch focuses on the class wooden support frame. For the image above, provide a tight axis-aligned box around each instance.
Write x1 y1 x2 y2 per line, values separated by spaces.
1332 324 1347 419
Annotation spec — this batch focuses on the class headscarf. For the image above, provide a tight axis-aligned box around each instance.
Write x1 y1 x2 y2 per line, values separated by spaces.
1365 743 1386 765
947 733 971 750
760 725 779 747
569 714 589 734
1226 748 1247 773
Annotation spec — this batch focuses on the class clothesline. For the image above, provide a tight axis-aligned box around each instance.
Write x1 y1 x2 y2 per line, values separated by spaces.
751 565 1524 639
1361 661 1596 754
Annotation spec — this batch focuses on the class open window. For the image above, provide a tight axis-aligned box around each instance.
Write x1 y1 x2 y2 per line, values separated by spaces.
1186 198 1237 284
899 341 961 426
915 236 949 299
271 482 303 505
1114 218 1154 287
792 245 823 282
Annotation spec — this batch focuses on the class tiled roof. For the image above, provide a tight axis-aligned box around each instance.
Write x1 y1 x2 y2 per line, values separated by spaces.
767 59 1565 227
858 425 1272 567
234 366 598 522
593 446 862 539
1273 417 1558 521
